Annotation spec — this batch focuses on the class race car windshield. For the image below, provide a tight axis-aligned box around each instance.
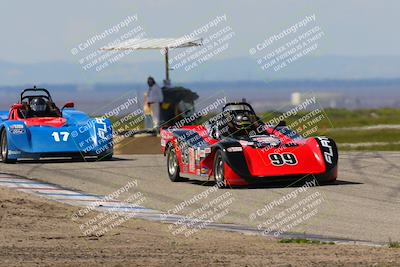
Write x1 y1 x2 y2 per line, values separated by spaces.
223 105 253 112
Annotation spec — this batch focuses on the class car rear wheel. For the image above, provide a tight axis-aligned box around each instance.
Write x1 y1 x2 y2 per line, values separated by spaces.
166 145 182 182
213 150 226 188
1 130 16 164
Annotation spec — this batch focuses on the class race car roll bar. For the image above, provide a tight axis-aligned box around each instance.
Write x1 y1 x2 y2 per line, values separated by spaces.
222 102 256 113
20 86 53 103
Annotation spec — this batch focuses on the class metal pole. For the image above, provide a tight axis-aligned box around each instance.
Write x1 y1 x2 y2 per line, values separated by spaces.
165 47 170 83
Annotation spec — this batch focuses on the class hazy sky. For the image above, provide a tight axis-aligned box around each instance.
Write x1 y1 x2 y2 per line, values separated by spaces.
1 0 399 64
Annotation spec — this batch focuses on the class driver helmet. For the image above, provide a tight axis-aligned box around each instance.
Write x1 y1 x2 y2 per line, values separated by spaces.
233 113 252 129
30 97 47 112
227 112 253 136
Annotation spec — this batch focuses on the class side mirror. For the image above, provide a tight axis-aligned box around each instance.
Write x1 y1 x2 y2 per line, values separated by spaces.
62 102 74 110
272 120 287 133
12 103 23 110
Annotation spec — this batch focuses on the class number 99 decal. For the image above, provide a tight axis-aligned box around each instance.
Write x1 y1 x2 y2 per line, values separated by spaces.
268 153 298 166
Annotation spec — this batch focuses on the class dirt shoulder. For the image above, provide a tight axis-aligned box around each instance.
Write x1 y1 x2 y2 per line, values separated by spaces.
115 136 162 155
0 187 399 267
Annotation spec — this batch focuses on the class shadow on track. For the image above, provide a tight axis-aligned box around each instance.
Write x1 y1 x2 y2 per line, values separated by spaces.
179 177 362 189
12 157 135 164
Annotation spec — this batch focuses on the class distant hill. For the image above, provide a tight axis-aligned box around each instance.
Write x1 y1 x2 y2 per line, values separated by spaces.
1 55 400 86
1 79 400 112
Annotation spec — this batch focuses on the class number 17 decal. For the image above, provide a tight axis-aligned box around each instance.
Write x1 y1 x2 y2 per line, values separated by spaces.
52 132 70 142
269 153 298 166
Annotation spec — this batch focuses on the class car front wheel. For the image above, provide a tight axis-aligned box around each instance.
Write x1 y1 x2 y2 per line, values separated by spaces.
213 150 226 188
1 130 16 164
166 145 182 182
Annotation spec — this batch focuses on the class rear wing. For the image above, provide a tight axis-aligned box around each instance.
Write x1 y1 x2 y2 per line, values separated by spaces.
0 111 9 122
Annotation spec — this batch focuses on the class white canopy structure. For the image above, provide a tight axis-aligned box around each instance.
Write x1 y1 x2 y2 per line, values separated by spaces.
100 38 202 83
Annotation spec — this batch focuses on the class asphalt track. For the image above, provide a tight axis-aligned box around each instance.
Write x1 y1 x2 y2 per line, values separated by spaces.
0 152 399 244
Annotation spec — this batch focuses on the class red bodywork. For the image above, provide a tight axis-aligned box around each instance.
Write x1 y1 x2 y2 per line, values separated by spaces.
161 125 338 186
8 105 66 128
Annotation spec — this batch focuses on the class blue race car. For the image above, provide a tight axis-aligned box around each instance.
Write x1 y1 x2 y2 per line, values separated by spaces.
0 86 113 163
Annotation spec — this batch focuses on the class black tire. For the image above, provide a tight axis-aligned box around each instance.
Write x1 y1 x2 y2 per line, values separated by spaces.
71 154 85 161
98 153 113 161
166 145 182 182
213 150 226 188
1 130 16 164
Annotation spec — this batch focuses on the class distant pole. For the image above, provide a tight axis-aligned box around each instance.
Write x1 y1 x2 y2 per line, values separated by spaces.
165 47 170 83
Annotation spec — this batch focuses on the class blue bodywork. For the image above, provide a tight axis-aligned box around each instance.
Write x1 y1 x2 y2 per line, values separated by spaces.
0 108 113 160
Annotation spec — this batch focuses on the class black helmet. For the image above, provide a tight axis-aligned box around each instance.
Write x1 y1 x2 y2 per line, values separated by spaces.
225 111 253 137
232 112 252 129
30 97 47 112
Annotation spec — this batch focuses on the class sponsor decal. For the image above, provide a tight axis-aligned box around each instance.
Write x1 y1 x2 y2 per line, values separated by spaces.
189 148 195 172
10 129 25 134
10 125 24 129
96 118 108 140
239 140 255 146
317 137 333 164
227 147 243 152
200 167 209 175
8 150 21 155
196 148 201 160
199 150 206 158
252 135 281 147
10 125 25 134
180 142 189 164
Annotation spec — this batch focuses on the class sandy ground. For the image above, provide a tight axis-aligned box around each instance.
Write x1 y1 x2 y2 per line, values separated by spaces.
0 187 399 267
115 136 162 154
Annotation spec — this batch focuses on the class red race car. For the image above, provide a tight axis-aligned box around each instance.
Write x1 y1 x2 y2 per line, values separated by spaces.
160 102 338 188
